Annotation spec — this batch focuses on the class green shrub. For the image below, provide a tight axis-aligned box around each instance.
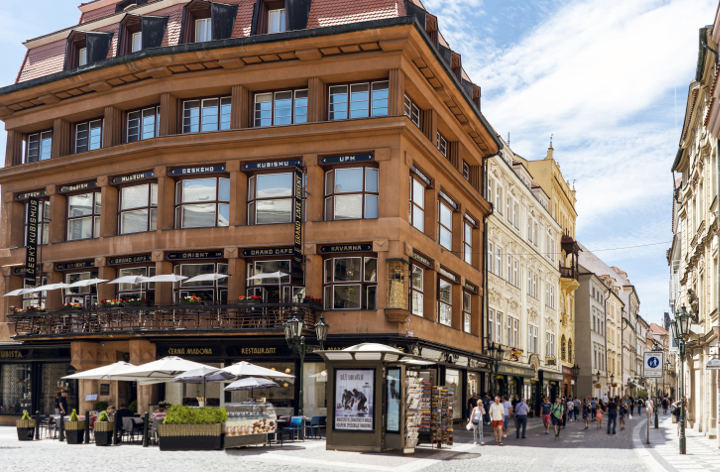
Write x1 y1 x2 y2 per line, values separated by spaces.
21 410 31 421
69 409 78 421
163 405 227 425
97 411 109 422
94 401 108 411
128 400 137 413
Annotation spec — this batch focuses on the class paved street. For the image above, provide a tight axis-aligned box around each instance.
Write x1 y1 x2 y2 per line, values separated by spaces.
4 413 714 472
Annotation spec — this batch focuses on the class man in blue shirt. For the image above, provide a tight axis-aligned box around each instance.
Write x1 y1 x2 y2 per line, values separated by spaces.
514 398 529 439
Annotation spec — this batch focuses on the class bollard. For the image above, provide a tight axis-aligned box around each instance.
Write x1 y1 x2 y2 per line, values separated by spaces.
142 411 149 447
34 411 40 440
84 410 91 443
59 414 65 442
112 415 119 445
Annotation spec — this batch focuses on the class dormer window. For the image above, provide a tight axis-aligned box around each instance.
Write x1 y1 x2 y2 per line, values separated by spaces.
182 0 238 43
131 32 142 52
251 1 309 35
65 31 113 70
268 8 287 34
78 48 88 67
195 17 212 43
119 14 168 56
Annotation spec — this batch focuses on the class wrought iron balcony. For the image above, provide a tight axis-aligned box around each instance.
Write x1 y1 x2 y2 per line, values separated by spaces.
559 265 578 279
7 302 320 339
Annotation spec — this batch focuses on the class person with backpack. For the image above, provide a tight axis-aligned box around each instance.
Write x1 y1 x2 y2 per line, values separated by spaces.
550 397 565 439
468 400 486 445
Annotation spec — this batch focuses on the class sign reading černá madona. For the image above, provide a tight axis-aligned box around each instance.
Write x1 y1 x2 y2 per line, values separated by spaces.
24 197 39 286
242 247 295 257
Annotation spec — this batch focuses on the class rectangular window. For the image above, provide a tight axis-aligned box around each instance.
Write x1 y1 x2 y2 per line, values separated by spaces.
131 31 142 52
411 264 424 317
495 311 503 344
506 255 512 283
254 89 308 127
488 308 495 342
328 81 388 120
495 247 502 278
528 325 538 354
506 198 512 222
487 241 494 274
463 291 471 333
438 278 452 326
247 172 296 224
410 177 425 232
179 262 228 304
74 119 103 153
438 201 453 250
323 256 377 310
486 177 494 203
195 18 212 42
404 94 421 128
24 200 50 245
436 131 447 157
67 192 101 240
25 130 53 163
513 259 519 287
127 106 160 142
463 220 473 265
496 186 503 214
545 333 555 357
119 182 158 234
182 97 231 134
324 167 378 220
175 177 230 228
462 161 470 181
79 47 88 66
267 8 287 34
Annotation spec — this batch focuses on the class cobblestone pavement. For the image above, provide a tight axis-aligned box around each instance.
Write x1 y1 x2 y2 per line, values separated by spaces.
1 413 710 472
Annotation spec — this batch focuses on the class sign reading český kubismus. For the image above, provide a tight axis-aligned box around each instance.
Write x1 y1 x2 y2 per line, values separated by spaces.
643 351 664 379
24 197 39 286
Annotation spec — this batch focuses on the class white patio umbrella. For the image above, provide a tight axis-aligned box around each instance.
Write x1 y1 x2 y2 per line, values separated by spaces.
173 366 235 400
4 288 35 297
146 274 187 283
184 273 228 284
247 271 289 303
224 377 279 392
108 356 212 385
221 361 295 380
67 278 108 288
108 275 150 285
29 282 70 292
62 361 137 380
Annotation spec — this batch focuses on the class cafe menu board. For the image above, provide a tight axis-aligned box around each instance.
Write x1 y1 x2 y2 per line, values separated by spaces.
335 369 374 431
386 367 401 433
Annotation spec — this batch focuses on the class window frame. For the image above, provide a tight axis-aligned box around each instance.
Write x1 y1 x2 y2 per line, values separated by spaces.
174 176 230 229
410 264 424 317
463 220 473 265
437 276 453 327
462 290 472 333
403 94 421 128
247 171 298 225
177 261 228 304
74 118 103 154
436 131 448 157
181 96 232 134
267 7 287 34
438 199 453 251
118 182 158 234
410 176 426 232
324 166 379 221
323 255 378 311
66 191 101 241
25 130 53 163
195 17 212 42
253 89 308 127
24 199 50 246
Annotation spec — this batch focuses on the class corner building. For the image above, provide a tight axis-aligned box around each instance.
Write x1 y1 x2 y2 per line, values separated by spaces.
0 0 499 422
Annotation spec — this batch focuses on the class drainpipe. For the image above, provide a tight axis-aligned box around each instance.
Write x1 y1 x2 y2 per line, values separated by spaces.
482 152 498 394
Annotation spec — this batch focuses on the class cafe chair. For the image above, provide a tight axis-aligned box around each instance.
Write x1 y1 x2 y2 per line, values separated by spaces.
280 416 305 441
305 416 325 438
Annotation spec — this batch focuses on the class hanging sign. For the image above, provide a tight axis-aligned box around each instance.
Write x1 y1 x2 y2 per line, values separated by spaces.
319 152 374 165
24 198 39 286
168 164 225 176
242 159 302 171
292 165 304 285
167 250 223 260
111 171 155 185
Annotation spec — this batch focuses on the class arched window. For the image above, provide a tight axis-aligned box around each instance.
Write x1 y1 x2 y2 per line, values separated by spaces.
561 335 567 361
568 338 573 363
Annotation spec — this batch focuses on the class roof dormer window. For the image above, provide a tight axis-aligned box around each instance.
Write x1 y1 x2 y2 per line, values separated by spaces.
267 8 287 34
195 17 212 43
64 31 113 70
119 14 168 56
251 1 310 35
182 0 238 43
78 47 88 67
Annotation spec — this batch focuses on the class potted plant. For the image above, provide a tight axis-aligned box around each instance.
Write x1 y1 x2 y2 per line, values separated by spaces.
65 409 85 444
158 405 227 451
16 410 35 441
93 410 113 446
180 295 203 305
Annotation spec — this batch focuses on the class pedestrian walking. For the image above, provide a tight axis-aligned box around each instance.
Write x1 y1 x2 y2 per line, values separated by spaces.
629 395 635 415
596 400 604 429
582 398 591 429
606 397 617 435
515 398 529 439
619 397 628 430
541 396 552 434
550 397 565 439
482 394 491 425
489 395 505 445
661 397 668 415
636 398 644 415
468 400 486 445
591 397 597 422
501 396 512 438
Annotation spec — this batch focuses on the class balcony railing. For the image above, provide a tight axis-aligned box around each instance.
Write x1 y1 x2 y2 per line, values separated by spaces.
8 302 320 338
559 265 578 279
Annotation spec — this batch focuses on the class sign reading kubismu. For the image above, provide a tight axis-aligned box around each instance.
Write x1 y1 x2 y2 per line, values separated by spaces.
24 197 39 286
643 351 664 378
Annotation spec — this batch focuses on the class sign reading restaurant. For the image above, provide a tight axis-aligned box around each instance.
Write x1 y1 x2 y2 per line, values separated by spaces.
168 164 225 176
319 243 373 254
167 250 224 260
243 159 302 171
319 152 374 165
111 171 155 185
58 181 98 194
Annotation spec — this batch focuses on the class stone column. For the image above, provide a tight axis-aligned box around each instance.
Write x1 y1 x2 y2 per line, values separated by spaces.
225 248 246 302
99 176 118 237
153 256 173 305
71 341 101 414
5 130 22 167
159 93 178 136
231 84 250 129
45 263 64 311
228 160 247 226
52 118 71 158
128 339 156 415
155 167 174 230
308 77 326 122
303 154 322 222
103 106 123 147
96 257 116 302
47 185 66 244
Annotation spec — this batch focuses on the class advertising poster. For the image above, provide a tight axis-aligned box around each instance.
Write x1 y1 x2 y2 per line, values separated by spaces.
386 367 401 432
335 369 374 431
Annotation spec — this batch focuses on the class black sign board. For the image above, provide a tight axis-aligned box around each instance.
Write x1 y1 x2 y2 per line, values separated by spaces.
319 243 373 254
242 247 295 257
12 267 28 276
243 159 302 171
411 251 434 269
100 383 110 396
168 164 225 176
56 260 95 271
107 254 153 266
58 181 98 194
438 266 459 284
167 250 224 261
15 189 46 201
111 171 155 185
464 281 479 294
292 166 304 285
319 152 374 165
24 198 39 286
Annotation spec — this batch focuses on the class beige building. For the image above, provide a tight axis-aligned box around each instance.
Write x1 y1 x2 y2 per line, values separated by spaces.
485 139 562 409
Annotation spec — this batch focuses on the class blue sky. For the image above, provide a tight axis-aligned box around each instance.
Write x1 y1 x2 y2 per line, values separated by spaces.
0 1 715 325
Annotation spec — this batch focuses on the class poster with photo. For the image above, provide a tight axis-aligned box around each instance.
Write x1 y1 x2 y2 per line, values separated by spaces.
335 368 375 431
386 367 401 432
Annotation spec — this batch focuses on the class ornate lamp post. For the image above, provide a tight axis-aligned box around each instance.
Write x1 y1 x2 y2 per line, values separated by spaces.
572 364 580 398
284 314 329 424
610 373 615 397
486 341 504 396
671 305 692 455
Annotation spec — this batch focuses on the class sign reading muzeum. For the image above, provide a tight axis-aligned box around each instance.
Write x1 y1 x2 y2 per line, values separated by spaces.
0 0 499 423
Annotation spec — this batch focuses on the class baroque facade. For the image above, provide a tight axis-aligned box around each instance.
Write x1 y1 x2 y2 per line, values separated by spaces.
485 139 562 410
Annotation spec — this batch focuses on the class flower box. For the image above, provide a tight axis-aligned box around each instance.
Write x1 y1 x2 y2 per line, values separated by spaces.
158 423 224 451
65 420 86 444
16 419 36 441
93 421 114 446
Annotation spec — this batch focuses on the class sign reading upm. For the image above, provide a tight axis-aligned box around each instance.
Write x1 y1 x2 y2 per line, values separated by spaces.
643 351 664 378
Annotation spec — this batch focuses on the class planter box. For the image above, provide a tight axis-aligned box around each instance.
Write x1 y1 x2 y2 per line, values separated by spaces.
94 421 114 446
16 419 36 441
65 420 85 444
158 423 223 451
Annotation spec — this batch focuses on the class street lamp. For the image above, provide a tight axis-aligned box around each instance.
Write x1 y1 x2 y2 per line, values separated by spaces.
671 305 692 455
610 373 615 397
486 341 504 396
572 364 580 398
284 314 330 424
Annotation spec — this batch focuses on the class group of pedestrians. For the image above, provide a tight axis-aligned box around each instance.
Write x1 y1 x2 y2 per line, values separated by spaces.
467 394 530 446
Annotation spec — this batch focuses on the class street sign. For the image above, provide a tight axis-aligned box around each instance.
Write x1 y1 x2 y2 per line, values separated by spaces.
643 351 664 378
706 358 720 370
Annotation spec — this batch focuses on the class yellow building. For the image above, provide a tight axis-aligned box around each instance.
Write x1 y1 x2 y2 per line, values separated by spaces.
517 143 579 397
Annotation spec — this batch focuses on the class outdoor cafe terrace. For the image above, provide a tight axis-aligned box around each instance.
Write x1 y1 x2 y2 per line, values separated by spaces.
7 301 320 339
